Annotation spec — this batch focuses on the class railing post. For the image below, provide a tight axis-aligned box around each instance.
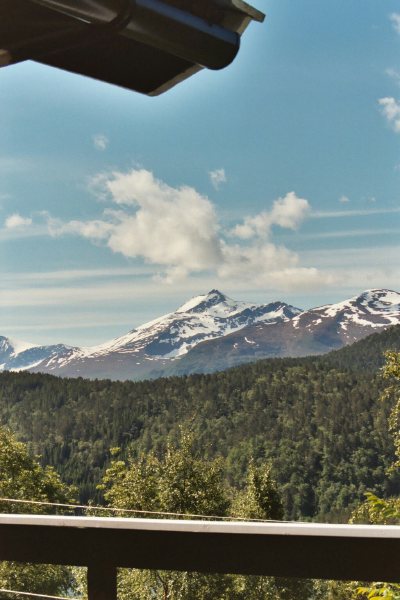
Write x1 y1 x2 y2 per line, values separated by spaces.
87 563 117 600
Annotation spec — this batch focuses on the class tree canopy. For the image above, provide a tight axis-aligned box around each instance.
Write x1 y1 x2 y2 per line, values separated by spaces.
0 427 76 599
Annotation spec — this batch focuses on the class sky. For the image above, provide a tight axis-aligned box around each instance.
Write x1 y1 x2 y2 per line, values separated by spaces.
0 0 399 347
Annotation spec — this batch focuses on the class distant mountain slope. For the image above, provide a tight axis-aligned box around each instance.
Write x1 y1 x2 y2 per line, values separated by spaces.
1 288 399 380
1 323 399 519
166 289 400 376
317 323 400 372
0 336 75 372
0 290 300 380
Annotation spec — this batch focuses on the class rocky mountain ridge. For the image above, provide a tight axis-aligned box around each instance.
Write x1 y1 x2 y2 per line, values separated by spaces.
1 288 399 380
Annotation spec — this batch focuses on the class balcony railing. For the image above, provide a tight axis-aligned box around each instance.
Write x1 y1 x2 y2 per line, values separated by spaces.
0 515 399 599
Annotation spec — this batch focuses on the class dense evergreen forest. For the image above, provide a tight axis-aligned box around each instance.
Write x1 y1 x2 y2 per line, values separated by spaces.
0 325 399 521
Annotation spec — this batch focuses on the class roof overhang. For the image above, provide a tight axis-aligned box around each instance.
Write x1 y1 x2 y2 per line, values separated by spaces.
0 0 265 94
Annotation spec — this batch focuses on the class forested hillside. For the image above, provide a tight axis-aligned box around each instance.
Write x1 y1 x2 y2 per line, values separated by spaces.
0 325 399 521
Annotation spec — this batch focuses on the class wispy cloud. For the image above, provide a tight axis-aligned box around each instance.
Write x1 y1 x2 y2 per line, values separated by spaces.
298 245 400 294
2 317 138 333
209 168 227 190
311 207 400 218
0 278 215 309
390 13 400 35
0 222 48 241
299 228 400 241
0 281 163 307
386 67 400 87
300 244 400 267
93 134 109 151
0 267 152 284
379 97 400 133
0 156 34 173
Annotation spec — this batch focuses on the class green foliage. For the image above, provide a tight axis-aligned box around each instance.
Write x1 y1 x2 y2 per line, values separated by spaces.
101 430 229 517
0 563 73 600
357 583 400 599
349 352 400 600
310 580 358 598
98 434 329 600
117 569 237 600
0 427 76 598
0 330 399 597
232 460 283 520
100 453 161 514
384 352 400 469
351 492 400 525
158 431 229 517
98 430 234 599
350 352 400 524
0 329 398 520
0 427 75 513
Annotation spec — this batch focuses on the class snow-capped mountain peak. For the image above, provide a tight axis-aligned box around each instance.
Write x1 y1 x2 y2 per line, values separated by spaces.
176 289 225 312
176 289 238 315
354 289 400 313
1 288 398 381
312 288 400 321
0 335 73 372
0 290 301 377
176 289 263 318
291 289 400 340
77 290 301 360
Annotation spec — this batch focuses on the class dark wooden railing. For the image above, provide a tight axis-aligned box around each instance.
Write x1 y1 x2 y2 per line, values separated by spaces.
0 515 399 599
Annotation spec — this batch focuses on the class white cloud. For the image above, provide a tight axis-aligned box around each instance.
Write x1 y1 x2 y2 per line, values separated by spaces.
218 242 332 289
379 97 400 133
5 213 32 229
44 168 321 290
339 195 350 204
386 68 400 87
49 169 223 279
209 168 227 190
47 215 114 241
93 134 109 151
390 13 400 35
230 192 310 239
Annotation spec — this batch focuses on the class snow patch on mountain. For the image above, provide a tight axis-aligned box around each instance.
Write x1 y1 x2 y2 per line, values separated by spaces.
292 289 400 331
71 290 301 361
1 288 399 380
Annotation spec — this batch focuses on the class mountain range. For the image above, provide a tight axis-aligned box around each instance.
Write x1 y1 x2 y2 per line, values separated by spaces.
1 288 399 380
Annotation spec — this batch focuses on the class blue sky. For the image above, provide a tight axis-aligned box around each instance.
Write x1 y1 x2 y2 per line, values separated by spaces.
0 0 399 346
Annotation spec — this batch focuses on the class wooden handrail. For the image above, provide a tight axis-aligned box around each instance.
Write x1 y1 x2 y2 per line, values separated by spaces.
0 515 399 599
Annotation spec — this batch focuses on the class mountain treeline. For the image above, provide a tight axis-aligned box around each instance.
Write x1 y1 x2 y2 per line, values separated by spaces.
0 325 400 521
